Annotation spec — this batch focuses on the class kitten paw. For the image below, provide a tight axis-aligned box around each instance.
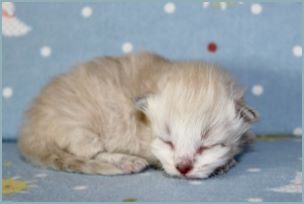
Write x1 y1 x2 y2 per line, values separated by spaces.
118 156 148 174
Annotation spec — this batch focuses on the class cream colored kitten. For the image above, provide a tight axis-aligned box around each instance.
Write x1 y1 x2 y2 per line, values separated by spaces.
18 52 259 179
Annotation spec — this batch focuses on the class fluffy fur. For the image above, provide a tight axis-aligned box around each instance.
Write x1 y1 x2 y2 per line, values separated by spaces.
18 52 259 179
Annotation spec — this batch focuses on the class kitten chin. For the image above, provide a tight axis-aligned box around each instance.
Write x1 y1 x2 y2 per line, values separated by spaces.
18 51 259 178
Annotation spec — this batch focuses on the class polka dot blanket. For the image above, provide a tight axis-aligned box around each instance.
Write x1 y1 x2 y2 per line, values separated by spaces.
2 1 302 202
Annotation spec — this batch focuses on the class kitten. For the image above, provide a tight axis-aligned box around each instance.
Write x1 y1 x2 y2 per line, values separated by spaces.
18 52 259 179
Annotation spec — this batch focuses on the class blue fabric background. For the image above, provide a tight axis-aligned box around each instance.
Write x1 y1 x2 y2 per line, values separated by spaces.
2 1 302 139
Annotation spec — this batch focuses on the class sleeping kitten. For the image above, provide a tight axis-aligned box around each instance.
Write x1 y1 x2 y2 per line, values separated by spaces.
18 52 259 179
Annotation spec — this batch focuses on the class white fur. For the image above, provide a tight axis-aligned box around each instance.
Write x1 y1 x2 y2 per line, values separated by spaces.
147 63 256 178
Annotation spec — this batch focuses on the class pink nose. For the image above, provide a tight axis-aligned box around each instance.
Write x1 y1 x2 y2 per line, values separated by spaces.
176 163 193 175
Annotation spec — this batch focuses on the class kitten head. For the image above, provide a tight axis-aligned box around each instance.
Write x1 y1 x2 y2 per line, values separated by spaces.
135 63 259 179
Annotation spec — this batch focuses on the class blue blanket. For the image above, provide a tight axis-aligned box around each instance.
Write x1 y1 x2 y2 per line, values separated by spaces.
2 138 301 202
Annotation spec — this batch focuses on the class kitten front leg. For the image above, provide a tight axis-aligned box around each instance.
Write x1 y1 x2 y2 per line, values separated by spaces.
94 152 149 174
54 128 148 175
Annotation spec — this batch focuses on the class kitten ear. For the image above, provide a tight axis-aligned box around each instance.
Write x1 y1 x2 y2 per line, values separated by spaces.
235 100 259 123
231 84 259 123
134 96 148 111
240 130 256 144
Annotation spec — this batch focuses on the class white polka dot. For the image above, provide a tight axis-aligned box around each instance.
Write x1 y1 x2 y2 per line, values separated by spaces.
27 180 38 184
251 3 263 15
40 46 51 58
3 87 13 98
34 173 47 178
247 197 263 202
292 45 302 57
202 2 209 8
239 2 244 5
164 2 175 14
81 6 92 18
121 42 133 53
189 180 203 185
29 184 39 188
19 191 30 194
73 185 88 191
251 84 263 96
247 168 261 173
11 176 21 180
220 2 227 10
293 127 302 137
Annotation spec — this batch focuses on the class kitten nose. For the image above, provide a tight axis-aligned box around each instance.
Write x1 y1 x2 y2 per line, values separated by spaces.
176 162 193 175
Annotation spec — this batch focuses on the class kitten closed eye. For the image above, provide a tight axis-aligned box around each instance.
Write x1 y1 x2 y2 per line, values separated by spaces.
196 143 223 155
160 139 174 149
196 145 215 155
196 146 207 155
